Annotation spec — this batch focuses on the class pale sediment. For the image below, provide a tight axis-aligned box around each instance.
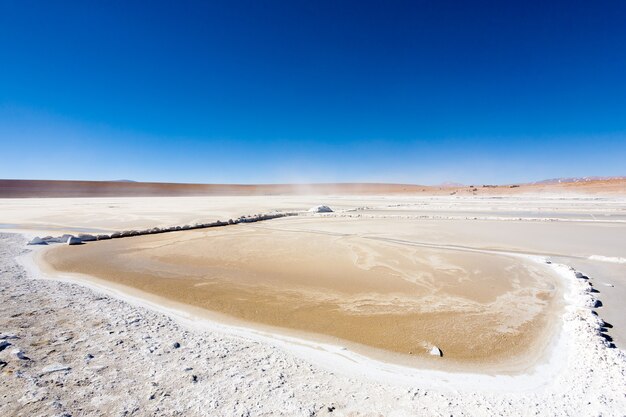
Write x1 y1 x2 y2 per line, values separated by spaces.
40 220 564 372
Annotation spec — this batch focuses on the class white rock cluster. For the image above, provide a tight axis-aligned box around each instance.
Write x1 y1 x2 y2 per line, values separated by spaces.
26 212 298 248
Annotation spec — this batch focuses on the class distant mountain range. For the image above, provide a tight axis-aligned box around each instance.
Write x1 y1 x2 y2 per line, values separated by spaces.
530 176 626 185
438 181 465 187
437 176 625 187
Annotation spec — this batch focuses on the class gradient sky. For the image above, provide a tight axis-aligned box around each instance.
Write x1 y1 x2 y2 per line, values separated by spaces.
1 0 625 184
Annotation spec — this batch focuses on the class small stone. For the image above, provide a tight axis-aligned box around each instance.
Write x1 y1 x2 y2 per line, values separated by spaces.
173 342 181 349
40 363 71 376
12 349 30 360
429 346 443 357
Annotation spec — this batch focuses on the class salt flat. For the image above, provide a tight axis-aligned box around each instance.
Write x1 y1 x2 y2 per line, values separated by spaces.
1 191 626 415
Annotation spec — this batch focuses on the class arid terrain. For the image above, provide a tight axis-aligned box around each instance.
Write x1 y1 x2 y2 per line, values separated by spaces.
41 220 562 370
1 177 625 198
1 180 625 415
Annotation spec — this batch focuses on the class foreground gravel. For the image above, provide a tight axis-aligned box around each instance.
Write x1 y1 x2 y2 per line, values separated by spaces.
1 233 625 416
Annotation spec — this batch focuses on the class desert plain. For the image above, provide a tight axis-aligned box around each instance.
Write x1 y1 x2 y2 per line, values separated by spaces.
1 179 626 416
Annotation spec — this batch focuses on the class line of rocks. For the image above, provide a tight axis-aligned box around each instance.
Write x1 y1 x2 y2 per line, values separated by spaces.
567 265 615 348
27 211 298 246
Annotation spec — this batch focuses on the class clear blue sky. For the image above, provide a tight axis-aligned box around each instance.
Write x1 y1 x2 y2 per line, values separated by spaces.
1 0 625 184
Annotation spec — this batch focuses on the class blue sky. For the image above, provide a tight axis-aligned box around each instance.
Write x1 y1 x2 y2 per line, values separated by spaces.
1 0 625 184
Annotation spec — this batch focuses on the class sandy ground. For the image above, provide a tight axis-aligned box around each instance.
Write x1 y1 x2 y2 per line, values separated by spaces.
1 194 626 415
41 220 563 371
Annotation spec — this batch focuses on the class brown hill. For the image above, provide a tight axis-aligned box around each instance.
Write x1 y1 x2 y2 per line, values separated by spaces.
0 178 624 198
0 179 432 198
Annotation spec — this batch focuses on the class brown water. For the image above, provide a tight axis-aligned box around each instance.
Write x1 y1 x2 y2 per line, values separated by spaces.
43 223 562 366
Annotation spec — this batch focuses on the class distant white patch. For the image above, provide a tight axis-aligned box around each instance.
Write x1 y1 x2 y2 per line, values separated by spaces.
308 205 333 213
588 255 626 264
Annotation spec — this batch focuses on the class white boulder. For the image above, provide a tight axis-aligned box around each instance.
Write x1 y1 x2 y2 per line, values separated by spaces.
429 346 443 357
27 236 47 245
308 205 333 213
66 236 82 245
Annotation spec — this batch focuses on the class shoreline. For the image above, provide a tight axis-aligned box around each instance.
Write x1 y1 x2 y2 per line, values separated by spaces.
25 235 573 392
3 231 625 415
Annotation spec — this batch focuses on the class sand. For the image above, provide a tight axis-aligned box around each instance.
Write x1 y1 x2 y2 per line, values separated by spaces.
41 221 563 370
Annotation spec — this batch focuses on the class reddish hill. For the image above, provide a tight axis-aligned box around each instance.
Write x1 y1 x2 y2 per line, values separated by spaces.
0 179 433 198
0 178 624 198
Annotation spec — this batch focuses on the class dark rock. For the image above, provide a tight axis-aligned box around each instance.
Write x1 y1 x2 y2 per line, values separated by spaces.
13 349 30 360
